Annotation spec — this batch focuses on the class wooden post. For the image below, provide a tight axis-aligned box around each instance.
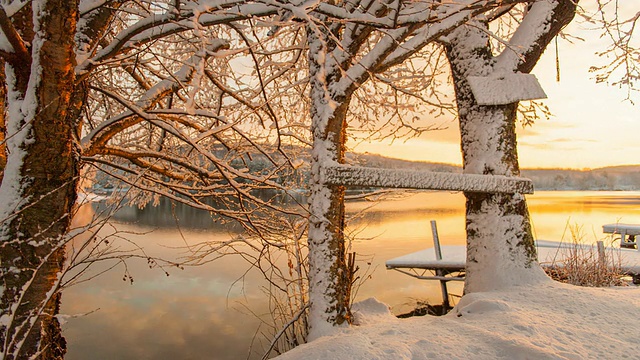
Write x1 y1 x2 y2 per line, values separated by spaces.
431 220 450 310
597 240 606 267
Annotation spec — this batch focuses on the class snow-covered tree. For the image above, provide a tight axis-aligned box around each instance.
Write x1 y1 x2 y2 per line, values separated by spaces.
0 0 592 356
443 0 578 292
0 1 81 357
303 0 547 338
0 1 305 358
306 4 458 338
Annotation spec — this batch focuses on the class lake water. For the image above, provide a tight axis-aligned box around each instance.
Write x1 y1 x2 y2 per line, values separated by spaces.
60 191 640 359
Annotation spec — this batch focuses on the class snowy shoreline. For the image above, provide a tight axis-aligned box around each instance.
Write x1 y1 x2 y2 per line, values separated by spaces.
275 279 640 359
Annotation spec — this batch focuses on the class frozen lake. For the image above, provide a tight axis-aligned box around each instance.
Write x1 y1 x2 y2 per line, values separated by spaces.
61 191 640 359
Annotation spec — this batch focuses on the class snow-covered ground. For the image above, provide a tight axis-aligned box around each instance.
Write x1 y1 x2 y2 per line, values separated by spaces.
276 279 640 359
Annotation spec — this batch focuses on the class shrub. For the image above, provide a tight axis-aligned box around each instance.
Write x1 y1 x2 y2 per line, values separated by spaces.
543 225 627 287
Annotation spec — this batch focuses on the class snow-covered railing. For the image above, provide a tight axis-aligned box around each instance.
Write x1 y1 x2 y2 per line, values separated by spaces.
321 165 534 194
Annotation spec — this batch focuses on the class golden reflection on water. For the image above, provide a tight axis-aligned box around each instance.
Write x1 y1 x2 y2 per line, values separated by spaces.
347 190 640 313
62 207 269 360
527 191 640 243
61 191 640 359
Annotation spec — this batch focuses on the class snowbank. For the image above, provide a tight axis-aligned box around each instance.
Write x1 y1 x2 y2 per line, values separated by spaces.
275 280 640 359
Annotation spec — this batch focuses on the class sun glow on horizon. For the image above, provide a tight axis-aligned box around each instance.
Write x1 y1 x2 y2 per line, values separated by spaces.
352 18 640 170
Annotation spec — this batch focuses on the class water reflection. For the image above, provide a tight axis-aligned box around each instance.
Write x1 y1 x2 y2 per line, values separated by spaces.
62 214 269 360
64 290 263 360
527 191 640 242
61 191 640 359
95 189 306 230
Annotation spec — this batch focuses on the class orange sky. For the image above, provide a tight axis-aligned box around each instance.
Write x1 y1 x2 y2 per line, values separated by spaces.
353 8 639 170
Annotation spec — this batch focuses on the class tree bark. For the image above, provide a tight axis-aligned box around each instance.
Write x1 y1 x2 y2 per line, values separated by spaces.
444 0 577 293
445 22 547 293
0 1 79 358
0 62 5 181
306 28 354 340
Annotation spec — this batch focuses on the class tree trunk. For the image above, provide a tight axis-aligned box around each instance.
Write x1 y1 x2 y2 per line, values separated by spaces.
0 62 5 181
0 1 79 358
444 0 578 293
306 28 354 340
445 23 547 293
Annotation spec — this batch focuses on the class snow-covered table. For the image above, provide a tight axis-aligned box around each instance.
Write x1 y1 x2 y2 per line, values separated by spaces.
603 223 640 250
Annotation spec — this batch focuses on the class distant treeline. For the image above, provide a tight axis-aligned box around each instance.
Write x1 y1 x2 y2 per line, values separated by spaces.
93 149 640 193
352 153 640 191
521 168 640 191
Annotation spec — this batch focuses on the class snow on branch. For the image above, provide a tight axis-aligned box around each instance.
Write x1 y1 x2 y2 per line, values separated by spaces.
0 5 29 63
321 165 534 194
81 40 228 153
494 0 577 73
313 1 396 28
75 2 277 76
368 0 522 78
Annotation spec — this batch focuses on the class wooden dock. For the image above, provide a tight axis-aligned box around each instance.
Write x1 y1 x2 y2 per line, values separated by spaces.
386 221 640 307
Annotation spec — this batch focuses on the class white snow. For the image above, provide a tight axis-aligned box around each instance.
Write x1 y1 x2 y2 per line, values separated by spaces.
494 0 557 72
78 0 109 15
467 72 547 106
0 65 32 231
386 240 640 275
321 165 534 194
306 30 346 341
603 224 640 236
1 0 30 17
0 0 47 238
465 197 550 292
275 280 640 360
386 245 467 270
0 27 11 54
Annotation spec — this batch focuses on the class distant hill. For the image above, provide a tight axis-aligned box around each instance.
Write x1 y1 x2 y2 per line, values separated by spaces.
349 153 640 191
593 165 640 173
521 168 640 190
92 147 640 193
347 152 460 173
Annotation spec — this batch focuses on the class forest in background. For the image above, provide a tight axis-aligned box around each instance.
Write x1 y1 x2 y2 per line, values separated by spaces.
91 150 640 194
351 153 640 191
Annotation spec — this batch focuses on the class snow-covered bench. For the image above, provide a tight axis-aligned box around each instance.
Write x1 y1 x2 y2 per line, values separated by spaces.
603 223 640 250
321 164 533 194
386 240 640 282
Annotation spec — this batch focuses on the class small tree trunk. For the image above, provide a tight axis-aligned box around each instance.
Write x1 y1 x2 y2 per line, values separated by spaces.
0 1 79 358
306 29 353 340
445 23 547 293
0 63 5 182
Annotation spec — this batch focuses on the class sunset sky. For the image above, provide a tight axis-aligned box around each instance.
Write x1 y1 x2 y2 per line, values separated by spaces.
353 6 639 170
